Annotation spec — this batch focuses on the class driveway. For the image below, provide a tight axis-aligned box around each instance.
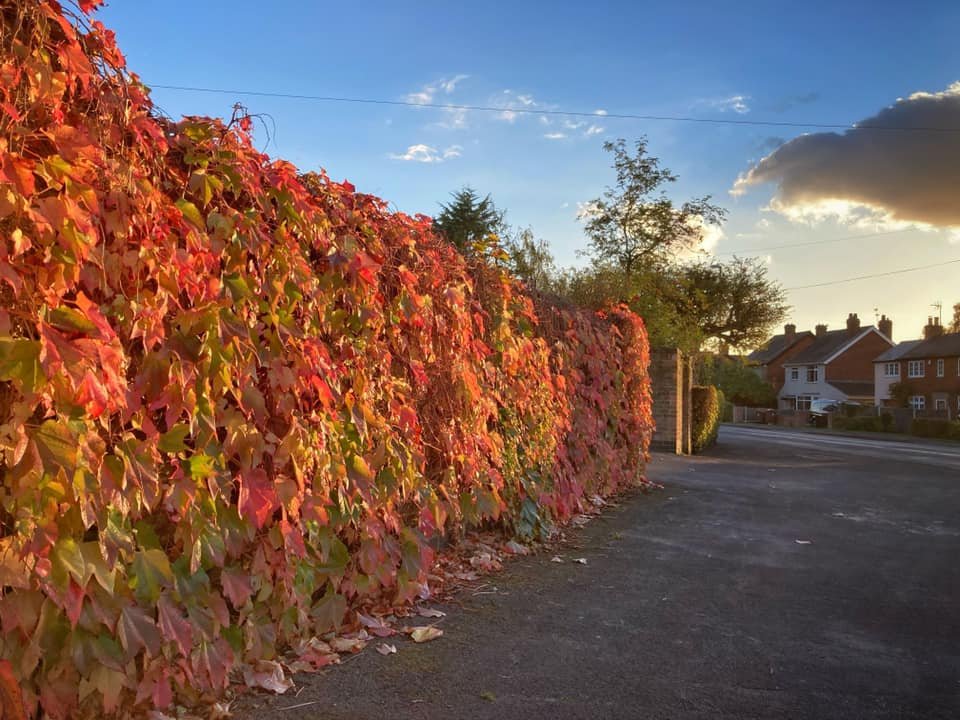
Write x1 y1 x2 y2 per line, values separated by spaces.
240 426 960 719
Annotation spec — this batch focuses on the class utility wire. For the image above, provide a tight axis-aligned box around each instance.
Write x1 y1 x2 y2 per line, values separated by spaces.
716 227 914 257
786 259 960 290
148 84 960 133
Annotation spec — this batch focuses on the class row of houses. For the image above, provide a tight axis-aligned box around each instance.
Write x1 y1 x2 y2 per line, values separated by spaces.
748 313 960 415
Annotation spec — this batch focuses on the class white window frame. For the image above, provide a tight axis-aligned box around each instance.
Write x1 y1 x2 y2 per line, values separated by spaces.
909 395 925 410
937 358 944 377
805 366 819 383
789 367 799 381
907 360 924 378
796 395 813 411
883 362 899 378
935 398 947 411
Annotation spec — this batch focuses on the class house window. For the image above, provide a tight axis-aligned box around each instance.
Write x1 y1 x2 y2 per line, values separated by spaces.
883 362 900 377
796 395 812 410
935 398 947 411
907 360 924 378
937 358 944 377
805 366 819 383
789 367 799 381
909 395 925 410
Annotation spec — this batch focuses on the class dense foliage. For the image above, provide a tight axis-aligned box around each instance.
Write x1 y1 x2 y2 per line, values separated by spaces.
0 2 654 715
696 354 777 407
691 385 723 453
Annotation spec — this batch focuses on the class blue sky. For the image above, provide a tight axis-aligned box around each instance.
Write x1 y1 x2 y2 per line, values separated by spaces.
98 0 960 345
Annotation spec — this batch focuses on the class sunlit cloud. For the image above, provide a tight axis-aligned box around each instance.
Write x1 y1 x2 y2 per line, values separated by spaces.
732 81 960 228
544 132 567 140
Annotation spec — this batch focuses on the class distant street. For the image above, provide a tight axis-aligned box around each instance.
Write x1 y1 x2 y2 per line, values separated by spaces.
722 424 960 471
241 425 960 720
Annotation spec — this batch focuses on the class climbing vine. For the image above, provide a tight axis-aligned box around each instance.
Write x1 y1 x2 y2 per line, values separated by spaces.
0 1 654 715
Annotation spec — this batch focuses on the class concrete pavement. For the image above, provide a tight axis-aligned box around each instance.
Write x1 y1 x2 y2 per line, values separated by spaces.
239 427 960 719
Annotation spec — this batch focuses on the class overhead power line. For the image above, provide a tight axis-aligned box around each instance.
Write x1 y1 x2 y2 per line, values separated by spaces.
716 227 914 257
148 84 960 133
786 259 960 290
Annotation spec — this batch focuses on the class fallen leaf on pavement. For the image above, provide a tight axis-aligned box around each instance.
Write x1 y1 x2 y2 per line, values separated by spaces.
480 690 496 702
410 626 444 643
242 660 293 694
210 701 233 719
573 558 587 564
330 636 367 653
376 643 397 655
550 556 564 563
504 540 530 555
417 607 446 618
795 539 812 545
358 613 396 637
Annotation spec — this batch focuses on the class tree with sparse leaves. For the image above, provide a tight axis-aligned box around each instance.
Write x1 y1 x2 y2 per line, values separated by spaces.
950 302 960 333
582 138 726 273
504 228 556 291
434 187 506 255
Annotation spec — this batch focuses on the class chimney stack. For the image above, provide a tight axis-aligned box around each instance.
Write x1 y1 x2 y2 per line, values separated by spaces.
784 323 796 341
924 316 944 340
878 314 893 341
846 312 861 336
815 323 828 337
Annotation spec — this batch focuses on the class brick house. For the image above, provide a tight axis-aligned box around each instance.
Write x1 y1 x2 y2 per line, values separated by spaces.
778 313 894 409
892 318 960 417
746 323 815 394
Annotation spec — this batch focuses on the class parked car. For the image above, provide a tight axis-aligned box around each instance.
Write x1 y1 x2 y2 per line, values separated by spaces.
807 399 861 427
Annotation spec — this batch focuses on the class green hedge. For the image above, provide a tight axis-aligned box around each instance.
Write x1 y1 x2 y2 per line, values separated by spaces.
910 417 960 440
692 385 723 453
831 416 883 432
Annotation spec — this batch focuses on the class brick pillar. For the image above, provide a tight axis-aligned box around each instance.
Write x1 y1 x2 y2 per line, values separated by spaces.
650 349 683 453
681 353 693 455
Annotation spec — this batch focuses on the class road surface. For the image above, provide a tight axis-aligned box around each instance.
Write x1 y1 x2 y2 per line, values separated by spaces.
239 426 960 720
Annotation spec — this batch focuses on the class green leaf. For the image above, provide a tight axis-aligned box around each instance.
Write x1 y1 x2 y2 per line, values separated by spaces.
158 423 190 454
175 198 204 229
34 419 78 474
129 549 173 603
53 537 88 585
315 529 349 575
188 170 223 207
0 338 44 392
48 306 97 335
223 272 252 301
186 453 216 480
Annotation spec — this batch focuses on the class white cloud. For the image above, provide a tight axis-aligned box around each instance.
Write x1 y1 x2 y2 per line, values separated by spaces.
492 90 553 122
563 120 586 130
584 124 604 136
544 132 567 140
389 144 462 163
404 75 470 105
701 94 751 114
594 109 608 116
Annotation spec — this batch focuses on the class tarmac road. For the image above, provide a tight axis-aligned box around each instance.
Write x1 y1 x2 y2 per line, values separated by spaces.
240 426 960 720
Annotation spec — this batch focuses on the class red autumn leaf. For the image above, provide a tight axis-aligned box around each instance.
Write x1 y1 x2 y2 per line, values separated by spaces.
157 596 193 657
238 468 278 529
78 0 104 12
220 566 252 609
118 605 162 659
0 155 35 196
